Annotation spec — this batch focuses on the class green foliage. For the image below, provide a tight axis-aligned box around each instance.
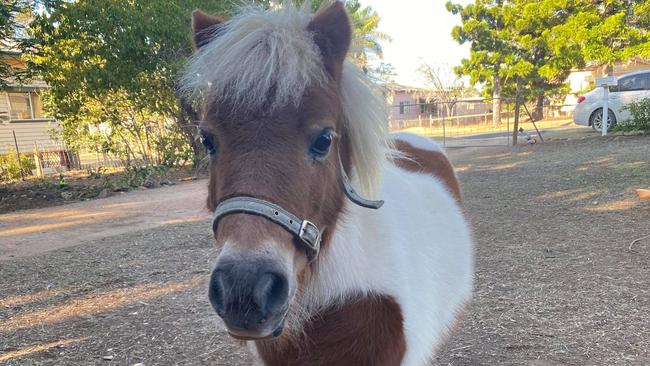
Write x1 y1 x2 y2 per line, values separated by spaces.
26 0 388 168
0 151 35 181
0 0 33 89
447 0 650 115
26 0 246 166
616 98 650 134
291 0 389 68
98 164 170 191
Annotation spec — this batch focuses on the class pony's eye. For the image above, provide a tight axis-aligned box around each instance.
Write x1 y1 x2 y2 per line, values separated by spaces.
310 129 333 158
200 130 217 156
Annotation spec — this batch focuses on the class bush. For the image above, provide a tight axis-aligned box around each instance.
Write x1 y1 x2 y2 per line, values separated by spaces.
617 98 650 133
0 152 36 181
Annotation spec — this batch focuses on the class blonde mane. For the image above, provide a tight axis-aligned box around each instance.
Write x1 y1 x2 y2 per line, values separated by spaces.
182 3 392 197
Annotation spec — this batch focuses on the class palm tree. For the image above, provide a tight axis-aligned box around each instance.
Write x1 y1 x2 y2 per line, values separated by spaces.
344 0 391 71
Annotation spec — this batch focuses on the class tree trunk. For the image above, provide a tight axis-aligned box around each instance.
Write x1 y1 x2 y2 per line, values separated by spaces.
177 99 204 167
492 77 502 126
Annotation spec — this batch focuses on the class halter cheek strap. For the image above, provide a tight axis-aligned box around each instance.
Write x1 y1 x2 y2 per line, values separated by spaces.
212 152 383 261
338 152 384 209
212 196 323 261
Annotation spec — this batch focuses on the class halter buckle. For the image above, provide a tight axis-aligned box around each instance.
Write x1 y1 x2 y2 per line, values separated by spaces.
299 220 321 255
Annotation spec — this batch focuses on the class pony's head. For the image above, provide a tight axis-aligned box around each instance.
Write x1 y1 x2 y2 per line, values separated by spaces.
183 2 390 340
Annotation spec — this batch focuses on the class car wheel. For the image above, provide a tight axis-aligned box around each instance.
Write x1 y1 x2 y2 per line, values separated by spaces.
590 108 617 132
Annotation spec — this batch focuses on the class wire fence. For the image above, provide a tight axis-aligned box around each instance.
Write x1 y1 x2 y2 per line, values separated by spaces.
389 98 575 147
1 128 139 181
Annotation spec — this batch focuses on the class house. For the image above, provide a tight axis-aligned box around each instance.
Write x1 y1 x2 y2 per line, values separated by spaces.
386 83 437 122
386 83 492 130
563 57 650 109
0 47 63 157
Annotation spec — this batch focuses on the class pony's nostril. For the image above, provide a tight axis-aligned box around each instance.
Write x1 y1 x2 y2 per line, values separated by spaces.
208 270 227 315
252 272 288 316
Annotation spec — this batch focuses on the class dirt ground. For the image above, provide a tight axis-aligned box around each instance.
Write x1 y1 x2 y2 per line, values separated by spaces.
1 130 649 365
0 166 205 215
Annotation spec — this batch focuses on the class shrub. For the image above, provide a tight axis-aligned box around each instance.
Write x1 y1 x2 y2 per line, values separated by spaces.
0 152 36 181
617 98 650 133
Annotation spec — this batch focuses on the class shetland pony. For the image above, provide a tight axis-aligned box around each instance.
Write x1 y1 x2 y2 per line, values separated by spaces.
182 2 473 365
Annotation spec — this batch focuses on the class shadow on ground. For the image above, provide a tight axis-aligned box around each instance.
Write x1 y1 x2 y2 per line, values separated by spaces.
1 134 649 365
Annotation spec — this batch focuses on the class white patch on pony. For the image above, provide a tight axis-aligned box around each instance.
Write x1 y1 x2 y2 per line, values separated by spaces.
181 3 394 199
392 132 446 155
302 164 473 366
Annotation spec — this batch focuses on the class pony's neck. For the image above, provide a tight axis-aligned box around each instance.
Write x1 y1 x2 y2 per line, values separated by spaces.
301 197 382 312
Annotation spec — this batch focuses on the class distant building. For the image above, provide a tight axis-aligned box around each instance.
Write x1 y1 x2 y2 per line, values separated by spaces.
385 83 492 130
0 47 62 156
563 57 650 110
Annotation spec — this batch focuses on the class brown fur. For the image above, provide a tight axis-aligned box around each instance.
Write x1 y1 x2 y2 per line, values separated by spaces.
255 295 406 366
193 3 407 363
393 140 462 202
199 2 355 280
307 2 351 78
191 10 224 49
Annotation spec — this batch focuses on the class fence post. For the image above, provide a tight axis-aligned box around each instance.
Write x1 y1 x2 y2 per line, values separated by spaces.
512 79 522 146
512 97 520 146
442 104 446 147
34 143 43 178
12 130 25 181
506 99 511 146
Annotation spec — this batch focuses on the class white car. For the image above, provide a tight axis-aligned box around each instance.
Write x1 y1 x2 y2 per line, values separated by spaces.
574 70 650 131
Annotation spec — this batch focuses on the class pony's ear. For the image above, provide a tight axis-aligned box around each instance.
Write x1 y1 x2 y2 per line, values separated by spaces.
308 1 352 77
192 9 225 50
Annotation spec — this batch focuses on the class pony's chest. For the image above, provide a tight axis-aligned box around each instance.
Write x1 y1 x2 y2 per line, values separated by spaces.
254 294 406 366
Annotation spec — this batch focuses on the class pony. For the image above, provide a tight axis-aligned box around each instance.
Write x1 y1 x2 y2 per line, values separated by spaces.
182 2 473 365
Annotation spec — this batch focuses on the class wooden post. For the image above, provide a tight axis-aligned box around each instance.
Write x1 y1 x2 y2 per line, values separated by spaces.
512 97 520 146
12 130 25 181
512 79 522 146
34 143 43 178
506 99 511 146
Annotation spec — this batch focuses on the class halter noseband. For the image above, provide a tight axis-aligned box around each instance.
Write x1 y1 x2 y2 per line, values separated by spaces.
211 153 383 261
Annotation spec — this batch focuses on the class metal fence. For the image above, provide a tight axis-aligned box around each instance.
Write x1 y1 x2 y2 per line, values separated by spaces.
1 128 135 180
389 98 514 147
389 98 575 147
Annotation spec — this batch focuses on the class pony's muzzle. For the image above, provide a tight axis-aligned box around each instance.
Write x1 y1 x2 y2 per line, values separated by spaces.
209 259 290 339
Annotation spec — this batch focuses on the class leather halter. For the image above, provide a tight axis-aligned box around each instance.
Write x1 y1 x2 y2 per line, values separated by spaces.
212 151 383 261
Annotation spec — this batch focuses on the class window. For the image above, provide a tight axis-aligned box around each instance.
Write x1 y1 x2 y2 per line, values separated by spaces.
399 102 406 114
7 92 43 120
419 98 426 114
615 73 650 92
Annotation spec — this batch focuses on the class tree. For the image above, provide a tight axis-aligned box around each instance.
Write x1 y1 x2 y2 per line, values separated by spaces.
0 0 32 89
500 0 580 118
27 0 390 166
367 61 397 84
27 0 250 165
546 0 650 72
447 0 510 125
417 63 465 124
447 0 650 121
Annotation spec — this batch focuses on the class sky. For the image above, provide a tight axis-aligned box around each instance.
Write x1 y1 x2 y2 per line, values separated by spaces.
359 0 471 88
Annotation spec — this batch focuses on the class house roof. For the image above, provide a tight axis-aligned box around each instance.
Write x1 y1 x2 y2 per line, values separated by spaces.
570 57 650 72
385 82 430 94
